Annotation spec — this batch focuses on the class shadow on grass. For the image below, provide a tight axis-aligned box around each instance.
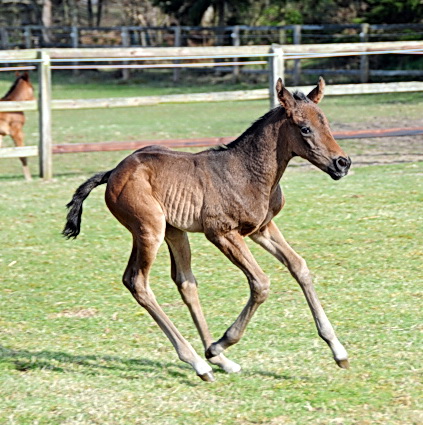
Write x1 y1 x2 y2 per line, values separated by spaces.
0 345 293 383
0 345 198 384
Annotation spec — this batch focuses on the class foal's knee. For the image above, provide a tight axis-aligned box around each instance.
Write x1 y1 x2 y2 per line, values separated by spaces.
177 278 199 307
290 257 311 283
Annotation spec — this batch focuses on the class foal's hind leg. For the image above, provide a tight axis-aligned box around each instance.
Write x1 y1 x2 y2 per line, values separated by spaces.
204 230 270 359
10 123 31 181
250 220 349 368
123 229 214 382
165 226 241 373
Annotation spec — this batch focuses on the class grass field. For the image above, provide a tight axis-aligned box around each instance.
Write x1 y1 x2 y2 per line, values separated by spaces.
1 163 422 425
1 77 422 424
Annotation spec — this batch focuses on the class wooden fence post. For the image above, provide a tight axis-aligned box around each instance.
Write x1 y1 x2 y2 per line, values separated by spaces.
360 23 370 83
173 26 181 83
278 26 286 45
232 25 240 80
24 26 32 49
293 25 302 85
121 26 130 80
70 26 79 76
269 44 284 109
37 50 53 180
0 28 9 49
140 27 148 47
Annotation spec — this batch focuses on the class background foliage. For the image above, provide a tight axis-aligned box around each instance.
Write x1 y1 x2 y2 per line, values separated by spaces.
2 0 422 28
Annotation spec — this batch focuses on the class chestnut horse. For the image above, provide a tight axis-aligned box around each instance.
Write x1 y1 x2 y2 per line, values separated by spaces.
63 78 352 382
0 72 35 181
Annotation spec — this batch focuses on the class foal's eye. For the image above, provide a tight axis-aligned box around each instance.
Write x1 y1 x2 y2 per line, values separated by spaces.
300 126 312 135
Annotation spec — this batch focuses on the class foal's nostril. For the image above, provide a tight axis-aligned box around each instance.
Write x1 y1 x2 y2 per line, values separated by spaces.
335 157 350 171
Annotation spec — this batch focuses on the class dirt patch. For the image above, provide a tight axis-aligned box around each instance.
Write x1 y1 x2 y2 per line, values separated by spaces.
334 118 423 166
48 308 97 319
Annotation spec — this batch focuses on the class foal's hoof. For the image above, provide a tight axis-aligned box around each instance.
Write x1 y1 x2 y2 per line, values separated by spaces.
336 358 350 369
198 371 215 382
208 353 242 374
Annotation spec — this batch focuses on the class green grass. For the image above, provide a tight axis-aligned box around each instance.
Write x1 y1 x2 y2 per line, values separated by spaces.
1 77 422 423
0 71 267 100
1 162 422 425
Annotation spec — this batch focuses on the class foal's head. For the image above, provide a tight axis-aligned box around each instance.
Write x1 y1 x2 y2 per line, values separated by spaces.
277 77 351 180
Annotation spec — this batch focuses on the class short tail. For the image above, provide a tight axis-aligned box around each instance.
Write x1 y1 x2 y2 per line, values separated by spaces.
62 170 113 239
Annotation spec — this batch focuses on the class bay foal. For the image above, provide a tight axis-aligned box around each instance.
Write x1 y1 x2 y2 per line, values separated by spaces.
0 72 35 181
63 78 351 382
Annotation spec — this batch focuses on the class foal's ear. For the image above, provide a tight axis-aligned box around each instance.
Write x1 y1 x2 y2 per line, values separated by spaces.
307 76 325 104
276 78 296 116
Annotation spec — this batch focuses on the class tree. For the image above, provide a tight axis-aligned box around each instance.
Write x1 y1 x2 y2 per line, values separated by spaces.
121 0 171 26
151 0 250 26
364 0 423 24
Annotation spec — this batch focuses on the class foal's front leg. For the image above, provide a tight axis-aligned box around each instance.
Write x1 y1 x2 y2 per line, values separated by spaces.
165 226 241 374
205 230 270 359
250 220 349 368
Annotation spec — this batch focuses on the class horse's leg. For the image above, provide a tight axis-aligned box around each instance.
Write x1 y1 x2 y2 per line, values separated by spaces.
10 123 31 181
123 229 214 382
165 226 241 373
204 230 270 359
250 220 349 368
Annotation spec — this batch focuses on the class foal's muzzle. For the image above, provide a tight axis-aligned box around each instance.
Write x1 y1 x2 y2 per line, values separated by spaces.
328 156 351 180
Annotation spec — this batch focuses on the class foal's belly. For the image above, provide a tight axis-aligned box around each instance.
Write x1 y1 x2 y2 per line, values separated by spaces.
166 213 204 233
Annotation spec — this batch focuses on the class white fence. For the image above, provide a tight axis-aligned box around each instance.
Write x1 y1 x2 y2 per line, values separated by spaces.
1 41 423 179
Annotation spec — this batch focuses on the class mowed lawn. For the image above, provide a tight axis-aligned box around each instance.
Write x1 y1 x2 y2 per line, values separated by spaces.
1 161 422 425
0 78 422 424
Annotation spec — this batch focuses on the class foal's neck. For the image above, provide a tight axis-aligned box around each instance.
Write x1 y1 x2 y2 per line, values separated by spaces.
3 81 33 101
231 109 292 192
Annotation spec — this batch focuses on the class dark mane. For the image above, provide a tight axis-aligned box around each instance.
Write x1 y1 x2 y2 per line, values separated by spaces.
210 108 280 152
210 91 310 152
1 76 24 100
293 91 310 102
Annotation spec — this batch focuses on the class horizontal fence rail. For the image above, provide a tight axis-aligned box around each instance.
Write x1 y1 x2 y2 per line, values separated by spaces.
2 41 422 84
2 81 423 113
3 127 422 158
2 41 422 59
51 127 423 155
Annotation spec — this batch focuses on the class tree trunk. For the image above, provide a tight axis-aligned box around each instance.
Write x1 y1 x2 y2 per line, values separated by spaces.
215 0 225 45
87 0 94 27
96 0 104 26
42 0 52 43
